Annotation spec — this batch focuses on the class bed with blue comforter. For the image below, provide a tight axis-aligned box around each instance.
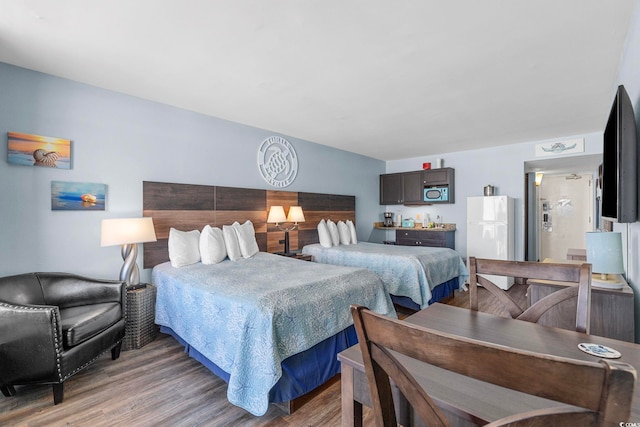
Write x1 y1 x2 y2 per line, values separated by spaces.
301 242 469 310
152 251 395 416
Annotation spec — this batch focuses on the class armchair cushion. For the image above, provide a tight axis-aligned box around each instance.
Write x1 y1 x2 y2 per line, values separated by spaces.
59 302 122 348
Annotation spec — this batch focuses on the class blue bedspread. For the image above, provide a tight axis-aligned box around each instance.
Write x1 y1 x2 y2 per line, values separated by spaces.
152 252 395 416
302 242 469 309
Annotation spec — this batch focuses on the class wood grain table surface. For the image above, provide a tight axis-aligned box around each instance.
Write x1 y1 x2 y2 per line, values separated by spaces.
338 303 640 426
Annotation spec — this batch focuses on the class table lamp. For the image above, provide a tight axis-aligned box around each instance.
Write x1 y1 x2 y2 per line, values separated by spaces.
267 205 305 255
101 217 157 289
585 231 624 289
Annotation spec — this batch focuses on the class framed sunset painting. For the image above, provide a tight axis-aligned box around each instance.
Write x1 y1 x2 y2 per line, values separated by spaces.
7 132 72 169
51 181 106 211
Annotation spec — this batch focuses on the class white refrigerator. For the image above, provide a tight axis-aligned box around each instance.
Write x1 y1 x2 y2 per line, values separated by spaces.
467 195 515 289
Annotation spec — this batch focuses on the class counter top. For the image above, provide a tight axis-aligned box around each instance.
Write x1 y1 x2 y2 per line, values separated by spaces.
373 222 456 231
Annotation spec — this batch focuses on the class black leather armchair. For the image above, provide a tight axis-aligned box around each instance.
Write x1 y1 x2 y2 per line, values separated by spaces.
0 272 126 404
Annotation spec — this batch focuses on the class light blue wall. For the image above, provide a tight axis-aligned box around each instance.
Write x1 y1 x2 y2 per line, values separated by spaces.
383 133 603 260
614 0 640 341
0 62 385 282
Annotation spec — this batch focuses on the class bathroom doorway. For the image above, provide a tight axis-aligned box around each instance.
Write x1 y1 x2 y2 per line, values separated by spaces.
538 173 593 260
524 154 601 262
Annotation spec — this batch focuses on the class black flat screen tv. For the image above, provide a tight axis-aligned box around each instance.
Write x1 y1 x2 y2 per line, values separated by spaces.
601 84 637 223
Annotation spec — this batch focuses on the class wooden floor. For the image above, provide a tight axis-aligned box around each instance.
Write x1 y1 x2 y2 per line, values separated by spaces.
0 284 528 427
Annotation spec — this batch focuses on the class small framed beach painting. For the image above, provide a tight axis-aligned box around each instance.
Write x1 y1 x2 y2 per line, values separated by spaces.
7 132 72 169
51 181 107 211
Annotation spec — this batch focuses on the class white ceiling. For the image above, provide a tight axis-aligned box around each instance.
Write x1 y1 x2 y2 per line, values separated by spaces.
0 1 636 161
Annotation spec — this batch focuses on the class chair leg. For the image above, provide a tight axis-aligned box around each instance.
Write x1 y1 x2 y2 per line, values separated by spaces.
1 385 16 397
111 342 122 360
52 383 64 404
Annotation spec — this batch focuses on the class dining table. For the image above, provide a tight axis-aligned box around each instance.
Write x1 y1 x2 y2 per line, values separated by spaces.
338 303 640 427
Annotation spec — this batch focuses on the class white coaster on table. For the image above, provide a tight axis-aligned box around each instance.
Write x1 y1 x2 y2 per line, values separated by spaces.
578 343 621 359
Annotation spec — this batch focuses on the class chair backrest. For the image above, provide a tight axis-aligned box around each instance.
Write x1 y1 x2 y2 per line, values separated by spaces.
0 273 46 306
351 305 636 427
468 257 592 333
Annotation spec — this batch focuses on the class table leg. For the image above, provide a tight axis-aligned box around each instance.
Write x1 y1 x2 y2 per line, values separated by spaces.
341 364 363 427
353 400 363 427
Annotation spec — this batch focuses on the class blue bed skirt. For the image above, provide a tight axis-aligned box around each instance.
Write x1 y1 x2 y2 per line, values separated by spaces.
391 276 459 311
160 277 457 405
161 323 358 404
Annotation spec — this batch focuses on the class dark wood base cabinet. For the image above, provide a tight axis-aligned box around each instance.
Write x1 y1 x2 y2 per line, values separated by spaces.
528 274 634 342
395 229 455 249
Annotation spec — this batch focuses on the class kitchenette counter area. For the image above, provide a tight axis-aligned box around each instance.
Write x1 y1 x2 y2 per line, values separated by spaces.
374 223 456 249
373 222 456 231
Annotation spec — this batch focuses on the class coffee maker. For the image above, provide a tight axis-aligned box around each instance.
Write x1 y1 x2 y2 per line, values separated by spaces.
383 212 394 227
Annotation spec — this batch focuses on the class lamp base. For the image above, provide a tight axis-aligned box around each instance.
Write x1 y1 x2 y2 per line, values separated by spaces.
592 274 624 289
126 283 148 291
276 251 298 257
120 243 141 287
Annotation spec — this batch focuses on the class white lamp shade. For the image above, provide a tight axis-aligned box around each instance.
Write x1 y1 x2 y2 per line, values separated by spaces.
101 217 157 247
267 206 286 223
287 206 305 223
585 231 624 274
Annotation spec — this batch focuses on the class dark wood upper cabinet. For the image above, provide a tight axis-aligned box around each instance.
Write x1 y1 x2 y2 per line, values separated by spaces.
380 168 455 205
380 173 404 205
402 171 424 204
423 169 450 185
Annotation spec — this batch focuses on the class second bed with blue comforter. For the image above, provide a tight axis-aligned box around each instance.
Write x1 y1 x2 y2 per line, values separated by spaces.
302 242 469 309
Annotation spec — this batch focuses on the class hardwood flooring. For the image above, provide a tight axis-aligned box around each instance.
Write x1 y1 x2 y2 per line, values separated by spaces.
0 284 528 427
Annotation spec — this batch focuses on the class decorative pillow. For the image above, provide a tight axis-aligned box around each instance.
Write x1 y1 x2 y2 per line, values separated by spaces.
233 220 260 258
327 219 340 246
199 225 227 264
318 219 333 248
337 220 351 245
223 223 242 261
168 228 201 268
347 220 358 244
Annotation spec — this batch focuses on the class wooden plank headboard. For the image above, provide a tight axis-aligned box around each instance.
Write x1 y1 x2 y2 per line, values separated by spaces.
142 181 355 268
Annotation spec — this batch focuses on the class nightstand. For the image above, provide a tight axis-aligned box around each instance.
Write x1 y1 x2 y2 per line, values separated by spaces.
123 284 159 350
291 253 312 262
528 259 634 342
274 252 313 262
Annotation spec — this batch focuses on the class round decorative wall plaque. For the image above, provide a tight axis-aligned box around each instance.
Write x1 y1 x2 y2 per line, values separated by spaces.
257 136 298 187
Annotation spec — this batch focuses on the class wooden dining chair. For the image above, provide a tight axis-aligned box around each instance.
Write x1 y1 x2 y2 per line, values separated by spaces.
468 257 592 333
351 304 636 427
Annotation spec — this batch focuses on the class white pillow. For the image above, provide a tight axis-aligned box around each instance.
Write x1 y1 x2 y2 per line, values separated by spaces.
233 220 260 258
199 225 227 264
337 220 351 245
168 228 201 268
327 220 340 246
223 223 242 261
347 220 358 244
318 219 333 248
